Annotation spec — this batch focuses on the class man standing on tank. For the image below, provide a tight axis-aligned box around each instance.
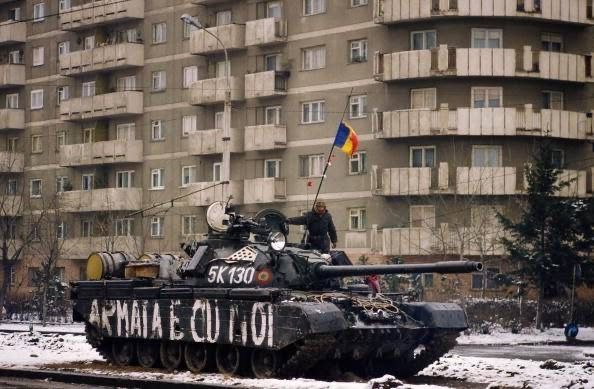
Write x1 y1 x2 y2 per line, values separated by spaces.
287 200 337 253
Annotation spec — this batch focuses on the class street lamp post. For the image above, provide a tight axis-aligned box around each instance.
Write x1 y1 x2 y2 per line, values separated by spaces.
181 14 231 200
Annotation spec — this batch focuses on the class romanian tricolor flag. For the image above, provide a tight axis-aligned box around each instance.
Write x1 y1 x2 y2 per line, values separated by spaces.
333 122 359 157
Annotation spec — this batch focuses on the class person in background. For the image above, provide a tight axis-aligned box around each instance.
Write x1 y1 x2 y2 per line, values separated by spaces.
287 200 337 253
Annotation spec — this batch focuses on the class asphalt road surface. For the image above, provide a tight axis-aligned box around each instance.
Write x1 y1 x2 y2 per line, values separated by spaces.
453 343 594 362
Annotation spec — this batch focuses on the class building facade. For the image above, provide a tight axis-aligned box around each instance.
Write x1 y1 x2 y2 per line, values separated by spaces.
0 0 593 299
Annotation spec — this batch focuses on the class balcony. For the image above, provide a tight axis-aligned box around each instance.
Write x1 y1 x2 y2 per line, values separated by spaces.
374 46 594 83
189 77 244 105
59 43 144 76
59 139 143 167
60 0 144 31
190 24 245 55
244 71 288 99
245 18 287 46
0 65 24 88
522 169 589 197
187 128 243 155
373 105 594 140
457 167 517 195
60 91 143 121
191 0 233 4
184 181 243 207
0 151 24 173
244 124 286 151
0 109 24 130
0 195 22 217
243 178 286 204
63 236 141 259
374 0 594 25
0 20 26 46
59 188 142 212
373 165 449 195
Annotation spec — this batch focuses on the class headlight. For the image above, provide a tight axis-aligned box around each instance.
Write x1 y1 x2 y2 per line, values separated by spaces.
268 231 286 252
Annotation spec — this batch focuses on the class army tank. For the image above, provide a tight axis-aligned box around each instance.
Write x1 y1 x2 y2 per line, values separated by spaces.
71 202 482 379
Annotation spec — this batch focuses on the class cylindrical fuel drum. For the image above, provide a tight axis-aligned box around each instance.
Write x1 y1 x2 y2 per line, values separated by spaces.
86 252 134 280
139 253 185 280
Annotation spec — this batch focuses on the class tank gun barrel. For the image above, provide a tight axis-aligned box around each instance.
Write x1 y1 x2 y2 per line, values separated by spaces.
315 261 483 278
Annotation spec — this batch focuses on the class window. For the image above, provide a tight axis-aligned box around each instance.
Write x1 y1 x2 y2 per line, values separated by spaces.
213 163 222 181
299 154 325 177
304 0 326 15
115 218 132 236
151 217 164 237
264 159 281 178
152 23 167 43
472 145 502 167
266 1 282 18
83 35 95 50
117 76 136 91
410 205 436 228
57 86 69 103
183 66 198 88
471 205 502 228
410 146 435 168
542 32 562 52
216 61 231 78
411 88 437 109
81 174 94 191
151 168 164 189
472 28 502 48
472 267 500 289
265 54 281 71
349 208 366 230
350 39 368 63
351 0 368 6
57 222 67 239
82 128 94 143
182 115 197 136
30 179 42 198
32 47 44 66
302 100 325 124
9 7 21 21
116 123 134 140
8 266 15 286
183 16 198 38
7 137 17 152
411 30 437 50
182 166 196 186
31 90 43 109
214 111 224 129
116 171 134 188
56 131 66 148
6 94 18 109
28 267 39 287
33 3 45 22
58 41 70 55
551 149 564 169
216 10 232 25
349 151 367 174
81 81 96 97
151 120 164 140
56 176 70 193
265 106 282 125
542 91 563 110
182 216 198 235
423 274 434 288
81 220 92 237
7 179 18 195
152 71 166 91
349 95 367 119
472 87 502 108
59 0 71 11
31 135 42 153
302 46 326 70
8 50 22 64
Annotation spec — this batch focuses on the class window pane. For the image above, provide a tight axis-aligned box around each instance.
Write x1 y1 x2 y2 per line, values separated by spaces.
411 149 423 167
425 148 435 167
412 33 423 50
426 31 437 49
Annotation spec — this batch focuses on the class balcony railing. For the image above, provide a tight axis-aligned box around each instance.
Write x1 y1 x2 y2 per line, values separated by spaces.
457 167 517 195
187 128 243 155
190 24 246 54
243 178 286 204
374 0 594 25
245 17 287 46
375 46 594 83
189 77 244 105
522 169 589 197
59 188 142 212
191 0 234 4
0 151 24 173
60 0 145 31
373 166 449 195
59 43 144 76
60 91 143 121
58 139 143 166
244 71 288 99
63 236 141 259
184 181 243 206
244 124 287 151
0 109 24 130
373 105 594 140
0 64 24 88
0 20 26 45
0 195 22 217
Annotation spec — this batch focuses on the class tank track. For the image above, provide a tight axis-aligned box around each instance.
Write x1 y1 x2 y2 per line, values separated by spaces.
280 334 336 377
85 322 113 364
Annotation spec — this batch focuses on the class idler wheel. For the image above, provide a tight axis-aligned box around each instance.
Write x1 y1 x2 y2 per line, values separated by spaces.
111 340 136 366
160 341 184 371
215 345 243 375
250 349 281 379
185 343 213 373
136 341 160 368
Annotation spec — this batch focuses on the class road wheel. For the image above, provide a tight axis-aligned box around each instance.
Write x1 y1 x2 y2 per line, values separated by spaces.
184 343 213 373
111 340 136 366
160 341 183 371
216 344 243 375
251 349 281 379
136 341 160 368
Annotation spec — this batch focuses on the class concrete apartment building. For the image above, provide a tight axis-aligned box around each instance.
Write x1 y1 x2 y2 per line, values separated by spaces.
0 0 593 300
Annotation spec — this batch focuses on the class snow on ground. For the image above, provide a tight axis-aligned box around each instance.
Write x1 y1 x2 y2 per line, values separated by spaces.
0 324 593 388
